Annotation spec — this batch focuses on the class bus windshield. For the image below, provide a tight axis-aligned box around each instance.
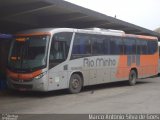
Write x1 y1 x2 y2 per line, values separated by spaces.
8 35 50 72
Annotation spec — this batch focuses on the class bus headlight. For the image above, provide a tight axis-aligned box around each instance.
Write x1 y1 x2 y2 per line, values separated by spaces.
35 71 47 79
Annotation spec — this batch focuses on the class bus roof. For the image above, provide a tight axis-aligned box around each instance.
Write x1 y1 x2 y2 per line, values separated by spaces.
15 28 158 40
15 28 74 36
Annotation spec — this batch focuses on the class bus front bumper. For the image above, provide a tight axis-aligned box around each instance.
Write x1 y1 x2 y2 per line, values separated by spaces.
7 77 48 92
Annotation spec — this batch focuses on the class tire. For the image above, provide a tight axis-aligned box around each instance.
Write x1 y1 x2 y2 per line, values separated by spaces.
68 74 83 94
128 70 137 86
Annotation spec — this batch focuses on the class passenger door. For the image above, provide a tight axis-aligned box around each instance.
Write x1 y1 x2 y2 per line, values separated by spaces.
48 32 73 90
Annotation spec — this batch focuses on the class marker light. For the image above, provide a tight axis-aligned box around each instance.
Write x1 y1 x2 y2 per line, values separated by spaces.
16 38 26 42
11 56 20 61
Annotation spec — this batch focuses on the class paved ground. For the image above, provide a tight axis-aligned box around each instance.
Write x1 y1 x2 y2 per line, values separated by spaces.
0 76 160 114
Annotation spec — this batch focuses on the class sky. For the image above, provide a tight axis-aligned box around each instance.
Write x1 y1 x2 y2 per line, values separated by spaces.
65 0 160 30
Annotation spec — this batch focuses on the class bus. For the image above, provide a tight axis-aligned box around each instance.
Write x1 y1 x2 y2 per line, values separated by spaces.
6 28 159 93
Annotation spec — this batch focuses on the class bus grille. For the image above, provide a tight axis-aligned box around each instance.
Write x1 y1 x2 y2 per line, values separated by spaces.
12 78 33 82
13 83 33 89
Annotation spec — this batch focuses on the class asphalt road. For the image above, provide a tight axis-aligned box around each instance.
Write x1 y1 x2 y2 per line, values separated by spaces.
0 76 160 114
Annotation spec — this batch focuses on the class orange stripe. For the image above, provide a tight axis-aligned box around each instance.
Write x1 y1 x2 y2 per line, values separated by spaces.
16 32 51 37
7 69 42 80
125 34 157 40
137 35 157 40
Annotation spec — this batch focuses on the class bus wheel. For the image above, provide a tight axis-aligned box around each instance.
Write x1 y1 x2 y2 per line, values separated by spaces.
69 74 82 94
128 70 137 86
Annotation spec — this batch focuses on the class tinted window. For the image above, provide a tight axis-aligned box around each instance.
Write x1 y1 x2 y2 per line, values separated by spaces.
124 38 136 55
92 35 109 55
137 39 148 55
148 40 157 54
110 36 123 55
141 40 148 54
72 33 91 58
49 32 73 68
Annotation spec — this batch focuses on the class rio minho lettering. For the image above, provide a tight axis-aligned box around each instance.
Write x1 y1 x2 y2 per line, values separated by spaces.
83 58 116 67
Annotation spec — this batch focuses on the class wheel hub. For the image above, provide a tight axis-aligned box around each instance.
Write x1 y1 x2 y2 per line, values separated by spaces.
72 79 80 89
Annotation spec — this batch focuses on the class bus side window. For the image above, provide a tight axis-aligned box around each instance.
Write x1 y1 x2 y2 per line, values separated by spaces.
110 36 123 55
136 40 141 55
49 32 73 68
72 33 91 59
104 36 110 55
137 39 148 55
124 38 136 55
148 40 157 54
92 35 105 55
91 35 110 55
141 40 148 54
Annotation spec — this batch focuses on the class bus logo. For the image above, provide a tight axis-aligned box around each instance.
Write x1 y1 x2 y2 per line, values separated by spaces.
83 58 116 67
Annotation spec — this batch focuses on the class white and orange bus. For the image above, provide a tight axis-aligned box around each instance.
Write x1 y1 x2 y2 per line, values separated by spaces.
6 28 159 93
